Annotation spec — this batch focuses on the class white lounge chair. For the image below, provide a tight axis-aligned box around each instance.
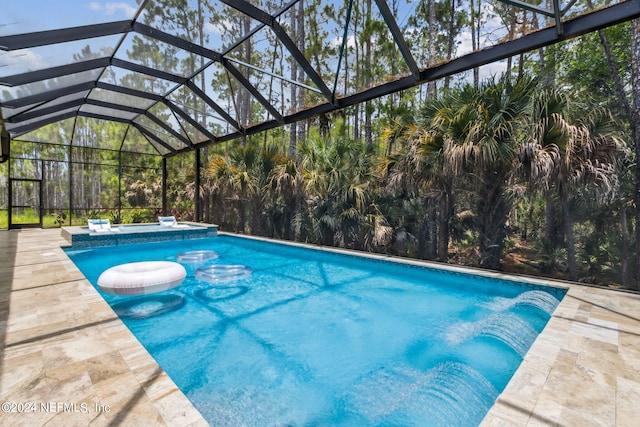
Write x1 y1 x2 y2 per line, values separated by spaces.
87 219 120 233
158 216 189 228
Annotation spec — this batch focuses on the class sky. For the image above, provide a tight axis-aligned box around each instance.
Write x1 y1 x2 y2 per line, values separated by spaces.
0 1 139 36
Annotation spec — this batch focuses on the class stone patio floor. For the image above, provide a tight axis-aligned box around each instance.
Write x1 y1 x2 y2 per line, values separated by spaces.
1 228 639 426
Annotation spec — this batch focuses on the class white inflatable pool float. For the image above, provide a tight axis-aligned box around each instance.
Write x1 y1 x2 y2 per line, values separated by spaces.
98 261 187 295
195 264 252 283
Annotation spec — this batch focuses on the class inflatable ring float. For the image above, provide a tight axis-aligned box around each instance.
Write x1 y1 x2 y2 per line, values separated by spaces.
195 264 252 283
98 261 187 295
176 250 219 264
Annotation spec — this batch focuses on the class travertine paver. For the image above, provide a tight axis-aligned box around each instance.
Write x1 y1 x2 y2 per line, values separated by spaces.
482 286 640 426
2 228 640 426
0 229 208 427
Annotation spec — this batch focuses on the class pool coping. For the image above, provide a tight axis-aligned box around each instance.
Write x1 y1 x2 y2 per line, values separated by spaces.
2 229 639 426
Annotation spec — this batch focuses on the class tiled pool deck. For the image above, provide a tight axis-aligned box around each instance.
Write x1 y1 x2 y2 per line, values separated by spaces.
1 228 639 426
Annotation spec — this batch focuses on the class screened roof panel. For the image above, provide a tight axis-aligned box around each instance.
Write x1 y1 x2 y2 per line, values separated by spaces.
189 62 240 129
145 137 172 156
0 0 139 37
1 0 638 155
12 117 76 145
0 35 119 79
137 0 230 49
99 65 180 96
79 104 139 121
87 88 156 110
174 113 209 145
71 117 129 150
246 0 291 15
134 114 191 150
1 69 103 103
148 102 191 140
121 125 164 155
3 90 90 122
167 90 235 138
225 24 325 94
116 32 204 78
5 105 79 132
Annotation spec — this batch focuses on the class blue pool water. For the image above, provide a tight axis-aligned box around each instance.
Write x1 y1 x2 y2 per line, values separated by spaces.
66 235 566 426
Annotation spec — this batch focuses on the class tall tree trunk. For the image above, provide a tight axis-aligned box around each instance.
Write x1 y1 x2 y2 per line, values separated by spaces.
427 203 437 259
631 18 640 290
241 15 252 134
197 0 210 223
444 0 456 91
477 173 508 270
505 8 517 75
437 185 453 262
297 1 306 145
545 196 560 248
561 193 578 281
584 0 633 287
289 9 298 156
471 0 480 88
586 0 632 120
364 0 373 146
540 1 556 88
427 0 437 98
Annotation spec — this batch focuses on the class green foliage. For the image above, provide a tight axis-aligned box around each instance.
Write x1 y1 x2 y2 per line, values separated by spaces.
53 212 66 227
127 209 155 224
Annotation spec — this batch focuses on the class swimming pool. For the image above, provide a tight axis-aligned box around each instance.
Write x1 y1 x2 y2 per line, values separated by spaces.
66 235 566 426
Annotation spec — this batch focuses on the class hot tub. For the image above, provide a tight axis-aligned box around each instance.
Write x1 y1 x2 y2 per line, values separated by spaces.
61 222 218 248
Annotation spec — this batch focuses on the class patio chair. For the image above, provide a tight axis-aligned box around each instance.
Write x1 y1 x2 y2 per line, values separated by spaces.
87 219 120 233
158 216 189 228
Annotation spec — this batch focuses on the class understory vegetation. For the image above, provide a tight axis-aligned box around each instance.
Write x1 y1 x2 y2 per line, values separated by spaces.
195 74 631 288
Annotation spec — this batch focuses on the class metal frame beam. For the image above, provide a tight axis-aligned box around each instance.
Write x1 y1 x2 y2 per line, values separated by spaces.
111 58 186 84
497 0 554 18
7 98 85 123
132 22 222 62
143 112 193 147
3 0 640 151
169 0 640 156
0 20 132 51
0 57 109 87
1 81 96 109
164 100 218 143
132 122 177 153
8 110 78 136
185 81 241 131
219 0 334 103
374 0 420 77
223 60 283 122
421 0 640 81
95 82 163 101
78 111 132 124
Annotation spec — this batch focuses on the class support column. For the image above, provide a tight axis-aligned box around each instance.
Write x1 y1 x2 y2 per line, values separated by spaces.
162 157 167 216
195 148 201 222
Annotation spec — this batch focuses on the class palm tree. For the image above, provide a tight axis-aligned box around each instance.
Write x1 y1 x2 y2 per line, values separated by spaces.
522 88 627 280
435 75 536 270
299 136 389 250
382 120 451 261
267 154 299 240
